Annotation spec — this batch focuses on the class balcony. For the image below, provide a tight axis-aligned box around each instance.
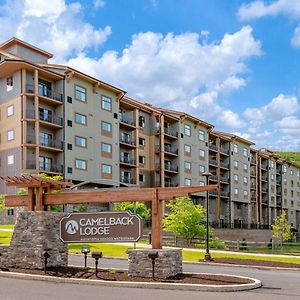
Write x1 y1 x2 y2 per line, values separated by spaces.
39 136 63 150
251 183 256 190
251 196 256 202
120 134 136 147
120 115 136 128
219 176 229 183
25 84 63 103
120 176 136 184
250 158 256 165
209 190 218 196
262 187 268 193
164 163 178 173
25 160 62 173
164 145 178 156
220 191 230 198
261 163 268 170
220 161 229 169
120 156 136 167
250 171 256 177
209 175 219 182
25 110 63 127
261 175 268 182
209 158 218 166
165 181 174 187
164 127 178 139
220 147 229 155
209 143 218 152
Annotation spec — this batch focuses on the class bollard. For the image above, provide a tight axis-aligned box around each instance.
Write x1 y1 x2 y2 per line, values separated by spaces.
81 247 90 268
148 251 159 280
43 251 50 273
148 232 152 245
92 251 102 278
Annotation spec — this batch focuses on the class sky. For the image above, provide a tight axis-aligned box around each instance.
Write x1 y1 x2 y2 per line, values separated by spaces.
0 0 300 151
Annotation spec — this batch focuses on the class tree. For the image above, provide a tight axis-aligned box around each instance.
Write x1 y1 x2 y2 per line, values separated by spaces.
114 202 150 222
163 197 206 246
0 194 6 210
272 211 292 248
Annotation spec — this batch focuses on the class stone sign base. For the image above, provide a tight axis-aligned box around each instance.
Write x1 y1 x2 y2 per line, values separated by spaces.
0 211 67 269
128 248 182 279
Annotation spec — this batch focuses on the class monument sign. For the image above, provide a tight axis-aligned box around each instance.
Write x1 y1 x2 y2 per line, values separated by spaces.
60 211 142 243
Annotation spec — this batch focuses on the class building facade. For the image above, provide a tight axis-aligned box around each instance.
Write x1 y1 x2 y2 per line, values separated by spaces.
0 37 300 229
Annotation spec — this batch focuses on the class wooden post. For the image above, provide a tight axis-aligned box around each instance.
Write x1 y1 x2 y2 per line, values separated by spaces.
151 189 163 249
35 186 43 211
28 188 35 211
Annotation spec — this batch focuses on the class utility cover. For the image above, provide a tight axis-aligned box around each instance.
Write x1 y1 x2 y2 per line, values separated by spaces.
60 211 142 243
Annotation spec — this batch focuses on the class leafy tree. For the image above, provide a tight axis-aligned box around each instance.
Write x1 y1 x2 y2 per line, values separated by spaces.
272 211 292 248
114 202 150 222
0 194 6 210
163 197 206 246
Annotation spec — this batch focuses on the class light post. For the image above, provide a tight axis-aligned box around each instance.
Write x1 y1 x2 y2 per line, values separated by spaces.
202 172 213 262
81 247 90 269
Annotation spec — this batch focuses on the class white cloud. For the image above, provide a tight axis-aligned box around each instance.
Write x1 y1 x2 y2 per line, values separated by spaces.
274 116 300 134
238 1 300 47
0 0 111 61
217 110 246 129
243 94 299 125
231 132 252 141
93 0 105 9
238 0 300 20
68 26 261 123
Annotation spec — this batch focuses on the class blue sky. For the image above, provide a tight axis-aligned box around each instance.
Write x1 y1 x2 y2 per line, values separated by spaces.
1 0 300 150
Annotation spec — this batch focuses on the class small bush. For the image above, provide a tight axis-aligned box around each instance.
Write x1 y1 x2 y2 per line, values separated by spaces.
239 238 248 251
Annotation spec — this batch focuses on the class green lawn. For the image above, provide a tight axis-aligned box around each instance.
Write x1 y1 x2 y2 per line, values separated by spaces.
0 224 14 230
0 230 13 245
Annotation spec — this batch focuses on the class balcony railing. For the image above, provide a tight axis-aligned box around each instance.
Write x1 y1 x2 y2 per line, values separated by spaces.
164 163 178 172
209 190 218 196
219 176 229 183
164 145 178 155
220 147 229 155
39 137 63 149
39 112 63 126
120 135 136 146
209 143 218 151
165 182 174 187
250 171 256 177
250 158 256 165
220 161 229 169
220 191 230 197
120 176 136 184
209 158 217 166
25 160 62 173
163 127 178 138
209 175 219 181
25 84 63 102
120 115 136 127
261 163 268 170
251 184 256 190
120 156 136 165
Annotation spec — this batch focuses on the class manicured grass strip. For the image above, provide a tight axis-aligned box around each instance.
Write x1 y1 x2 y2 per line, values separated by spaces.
0 231 13 245
0 224 14 230
68 243 139 258
182 249 300 264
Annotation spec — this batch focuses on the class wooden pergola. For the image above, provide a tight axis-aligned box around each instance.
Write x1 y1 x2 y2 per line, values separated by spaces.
1 175 218 249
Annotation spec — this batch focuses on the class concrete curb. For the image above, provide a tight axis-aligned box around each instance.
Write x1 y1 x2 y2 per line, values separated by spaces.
0 270 261 292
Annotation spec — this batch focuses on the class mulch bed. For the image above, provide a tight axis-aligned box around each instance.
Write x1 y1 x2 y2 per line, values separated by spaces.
206 258 300 268
0 266 253 285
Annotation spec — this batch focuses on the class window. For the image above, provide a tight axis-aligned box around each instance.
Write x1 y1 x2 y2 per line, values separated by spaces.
75 113 87 125
67 167 73 174
75 159 87 170
39 132 53 147
291 170 294 176
270 161 274 168
67 143 72 150
184 161 191 171
233 144 238 153
271 174 274 181
6 76 13 92
101 121 112 132
39 107 52 122
67 120 73 127
184 144 191 155
283 165 287 173
102 143 112 153
102 164 112 174
184 124 191 136
39 156 52 172
199 165 205 173
139 174 145 182
7 105 14 117
199 181 205 186
291 180 294 187
198 130 205 141
243 176 248 184
234 188 239 195
284 178 287 185
243 190 248 197
139 116 145 128
7 155 14 165
75 136 87 148
101 95 112 111
234 160 238 168
75 85 86 102
7 130 14 141
234 174 239 182
139 156 145 164
184 178 191 186
199 149 205 158
139 137 145 146
243 163 248 171
243 148 248 157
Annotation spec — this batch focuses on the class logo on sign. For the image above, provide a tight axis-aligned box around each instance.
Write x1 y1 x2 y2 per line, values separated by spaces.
65 220 79 234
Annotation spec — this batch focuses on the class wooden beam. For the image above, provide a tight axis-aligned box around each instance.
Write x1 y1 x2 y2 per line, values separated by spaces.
44 188 156 205
5 195 31 207
151 190 163 249
157 185 218 200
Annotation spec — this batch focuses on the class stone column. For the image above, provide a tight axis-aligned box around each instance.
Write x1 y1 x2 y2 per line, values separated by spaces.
0 211 68 269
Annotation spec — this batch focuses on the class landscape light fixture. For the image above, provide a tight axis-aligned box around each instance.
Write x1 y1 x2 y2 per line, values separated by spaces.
81 247 90 268
92 251 102 277
43 251 50 273
148 251 159 280
202 171 214 262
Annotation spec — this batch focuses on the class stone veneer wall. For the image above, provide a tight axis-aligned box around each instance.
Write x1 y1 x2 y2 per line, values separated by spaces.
128 249 182 279
0 211 68 269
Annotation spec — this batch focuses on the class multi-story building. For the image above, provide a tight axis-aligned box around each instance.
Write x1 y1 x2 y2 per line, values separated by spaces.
0 37 300 229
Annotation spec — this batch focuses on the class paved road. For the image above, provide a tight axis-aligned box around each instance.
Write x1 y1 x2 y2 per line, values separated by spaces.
0 255 299 300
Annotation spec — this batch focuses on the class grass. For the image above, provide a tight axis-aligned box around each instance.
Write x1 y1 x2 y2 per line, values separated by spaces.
276 152 300 165
0 224 14 230
0 230 13 245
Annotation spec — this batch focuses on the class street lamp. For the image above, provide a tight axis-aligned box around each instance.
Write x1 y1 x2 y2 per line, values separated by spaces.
81 247 90 268
202 171 213 262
